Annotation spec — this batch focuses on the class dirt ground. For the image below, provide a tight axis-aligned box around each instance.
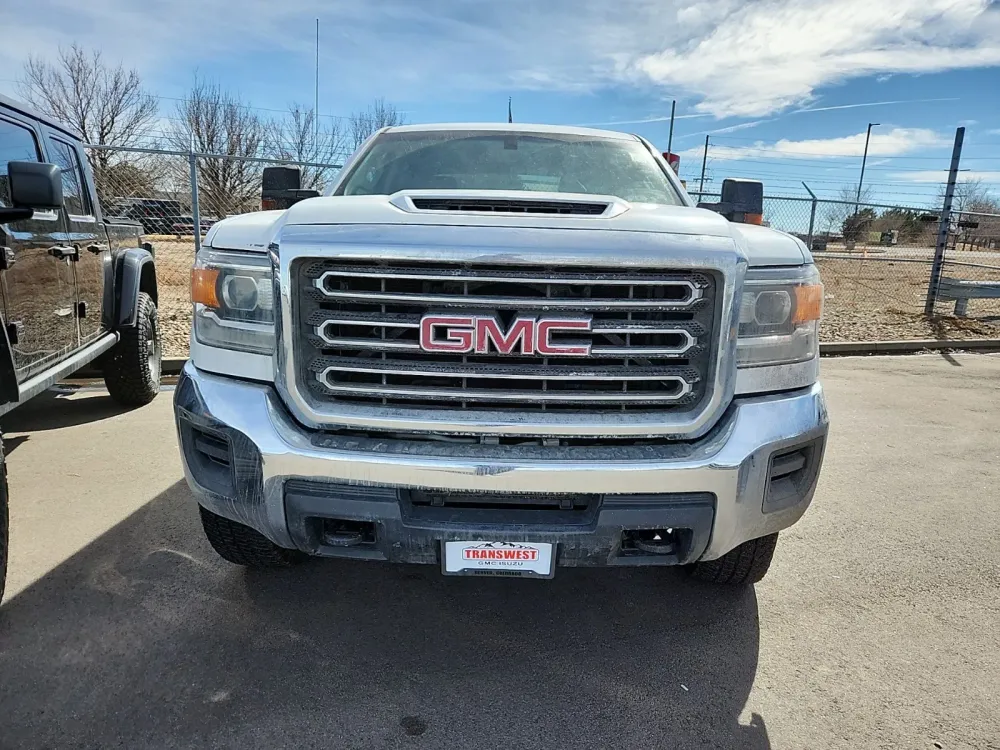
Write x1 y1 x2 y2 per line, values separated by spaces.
149 236 1000 357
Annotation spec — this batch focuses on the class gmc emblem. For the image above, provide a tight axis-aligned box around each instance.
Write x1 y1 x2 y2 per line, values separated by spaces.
419 315 593 356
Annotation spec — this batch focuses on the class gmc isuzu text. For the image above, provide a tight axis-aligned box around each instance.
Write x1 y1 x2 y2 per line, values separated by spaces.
174 124 828 585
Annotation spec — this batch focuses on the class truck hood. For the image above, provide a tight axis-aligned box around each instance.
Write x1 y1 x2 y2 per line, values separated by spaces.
204 192 808 266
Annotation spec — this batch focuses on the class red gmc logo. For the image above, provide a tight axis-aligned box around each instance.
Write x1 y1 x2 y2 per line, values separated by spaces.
419 315 592 356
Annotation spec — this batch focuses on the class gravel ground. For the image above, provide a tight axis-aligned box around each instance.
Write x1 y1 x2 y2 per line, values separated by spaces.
1 355 999 748
150 236 1000 357
816 255 1000 341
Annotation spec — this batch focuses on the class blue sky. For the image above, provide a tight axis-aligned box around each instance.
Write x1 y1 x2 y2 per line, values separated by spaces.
2 0 1000 207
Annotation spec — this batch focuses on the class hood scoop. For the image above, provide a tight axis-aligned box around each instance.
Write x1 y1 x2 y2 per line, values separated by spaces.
390 190 628 218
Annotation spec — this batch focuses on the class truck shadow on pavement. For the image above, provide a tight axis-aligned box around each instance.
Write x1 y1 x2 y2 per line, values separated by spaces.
1 388 139 440
0 481 770 750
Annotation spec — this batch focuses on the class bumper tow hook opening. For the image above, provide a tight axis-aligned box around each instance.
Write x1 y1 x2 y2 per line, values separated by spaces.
321 519 377 548
627 528 678 555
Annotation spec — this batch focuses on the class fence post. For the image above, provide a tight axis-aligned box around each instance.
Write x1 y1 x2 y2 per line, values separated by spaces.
189 138 202 254
802 182 818 251
698 135 709 196
924 127 965 316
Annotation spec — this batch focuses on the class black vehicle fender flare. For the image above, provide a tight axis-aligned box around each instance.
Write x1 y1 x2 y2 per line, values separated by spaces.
107 247 159 330
0 313 18 406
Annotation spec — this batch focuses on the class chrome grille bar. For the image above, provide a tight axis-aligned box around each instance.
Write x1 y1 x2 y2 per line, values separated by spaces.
312 288 702 309
315 375 694 403
316 268 703 287
306 310 702 337
313 327 697 356
313 357 699 381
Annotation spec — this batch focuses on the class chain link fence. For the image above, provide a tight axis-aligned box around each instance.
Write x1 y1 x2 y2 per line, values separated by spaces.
88 145 343 355
89 145 1000 357
693 190 1000 343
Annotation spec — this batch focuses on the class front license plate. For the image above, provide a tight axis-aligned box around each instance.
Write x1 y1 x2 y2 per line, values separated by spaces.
443 541 555 578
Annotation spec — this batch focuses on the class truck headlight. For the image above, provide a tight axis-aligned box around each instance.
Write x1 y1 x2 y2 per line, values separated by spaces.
737 265 822 368
191 249 275 354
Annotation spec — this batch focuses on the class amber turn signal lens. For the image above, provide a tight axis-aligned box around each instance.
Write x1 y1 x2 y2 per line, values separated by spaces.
745 213 764 225
793 284 823 323
191 267 220 307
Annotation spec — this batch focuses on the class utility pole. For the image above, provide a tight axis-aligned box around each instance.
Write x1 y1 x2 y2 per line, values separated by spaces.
667 99 676 156
699 135 710 196
855 122 879 212
314 18 320 148
508 97 512 124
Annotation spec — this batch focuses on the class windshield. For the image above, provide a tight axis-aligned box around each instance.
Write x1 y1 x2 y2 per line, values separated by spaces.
335 130 683 205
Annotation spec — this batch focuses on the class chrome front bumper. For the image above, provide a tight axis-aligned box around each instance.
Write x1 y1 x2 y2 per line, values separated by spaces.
174 362 828 563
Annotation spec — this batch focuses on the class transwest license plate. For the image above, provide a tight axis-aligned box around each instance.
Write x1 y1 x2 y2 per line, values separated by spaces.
442 541 555 578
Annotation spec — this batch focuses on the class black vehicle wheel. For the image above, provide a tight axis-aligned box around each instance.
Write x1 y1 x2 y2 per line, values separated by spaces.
1 433 9 606
104 292 161 407
690 532 778 585
199 506 303 568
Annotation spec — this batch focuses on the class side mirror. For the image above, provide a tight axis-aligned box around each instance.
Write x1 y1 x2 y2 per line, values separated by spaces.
261 166 319 210
698 178 764 224
8 161 63 209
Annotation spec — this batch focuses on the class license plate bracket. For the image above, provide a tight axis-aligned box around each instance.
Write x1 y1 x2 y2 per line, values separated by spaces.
442 540 555 578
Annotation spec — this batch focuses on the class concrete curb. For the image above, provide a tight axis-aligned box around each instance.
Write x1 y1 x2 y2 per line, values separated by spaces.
819 339 1000 355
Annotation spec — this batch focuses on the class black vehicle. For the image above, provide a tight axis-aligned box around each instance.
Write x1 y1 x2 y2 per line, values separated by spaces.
0 94 161 602
108 197 185 235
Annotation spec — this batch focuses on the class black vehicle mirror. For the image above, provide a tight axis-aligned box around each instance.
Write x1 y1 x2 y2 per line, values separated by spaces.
8 161 63 209
261 166 319 209
698 178 764 224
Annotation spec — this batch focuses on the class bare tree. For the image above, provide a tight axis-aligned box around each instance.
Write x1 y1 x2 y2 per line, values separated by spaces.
349 97 406 151
265 104 347 191
822 184 875 233
18 43 159 201
170 79 266 217
938 177 1000 215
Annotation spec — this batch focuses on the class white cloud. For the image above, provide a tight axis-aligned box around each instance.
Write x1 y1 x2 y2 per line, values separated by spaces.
679 127 947 161
793 98 960 115
892 170 1000 183
0 0 998 119
628 1 1000 117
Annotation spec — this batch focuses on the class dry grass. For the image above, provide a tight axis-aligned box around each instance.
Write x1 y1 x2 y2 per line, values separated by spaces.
148 236 1000 357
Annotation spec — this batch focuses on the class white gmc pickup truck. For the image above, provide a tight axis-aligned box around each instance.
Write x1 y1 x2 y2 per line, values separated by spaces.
174 123 828 585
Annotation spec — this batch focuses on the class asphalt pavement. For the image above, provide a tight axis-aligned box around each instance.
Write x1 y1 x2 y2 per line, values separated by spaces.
1 355 998 750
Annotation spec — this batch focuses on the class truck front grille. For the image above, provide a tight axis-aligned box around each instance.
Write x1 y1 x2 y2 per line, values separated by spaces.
294 260 718 414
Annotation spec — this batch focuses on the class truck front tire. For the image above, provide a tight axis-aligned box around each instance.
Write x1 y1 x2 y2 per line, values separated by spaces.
199 506 303 568
690 532 778 585
1 433 9 605
104 292 161 406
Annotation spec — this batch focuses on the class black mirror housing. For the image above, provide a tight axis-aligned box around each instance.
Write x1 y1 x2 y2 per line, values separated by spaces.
8 161 63 209
698 178 764 224
262 166 302 192
261 166 319 209
720 178 763 215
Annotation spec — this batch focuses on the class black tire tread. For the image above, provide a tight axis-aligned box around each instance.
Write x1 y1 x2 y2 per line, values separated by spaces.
690 532 778 585
199 506 302 568
104 292 159 407
1 433 8 605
